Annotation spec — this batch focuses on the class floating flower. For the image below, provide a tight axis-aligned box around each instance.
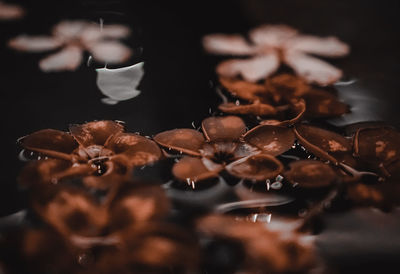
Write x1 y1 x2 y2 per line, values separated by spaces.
203 24 349 85
154 116 295 183
0 1 24 20
218 73 349 122
18 120 161 189
8 20 132 72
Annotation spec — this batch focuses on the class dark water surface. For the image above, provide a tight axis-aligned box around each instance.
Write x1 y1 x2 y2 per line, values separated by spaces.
1 0 400 273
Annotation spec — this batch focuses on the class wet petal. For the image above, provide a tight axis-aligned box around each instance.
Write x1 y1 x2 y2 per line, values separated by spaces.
303 88 350 118
264 73 310 103
286 35 350 57
294 124 352 164
69 120 124 147
353 126 400 169
216 53 279 82
202 116 246 141
8 35 62 52
33 186 108 237
249 24 298 47
284 51 343 85
284 160 337 188
88 41 132 64
226 154 283 181
154 129 205 156
219 102 277 116
244 125 295 155
39 46 83 72
109 185 170 229
172 156 221 182
17 159 72 186
107 133 162 166
0 2 24 20
202 34 256 55
263 99 306 126
20 129 78 154
219 77 269 102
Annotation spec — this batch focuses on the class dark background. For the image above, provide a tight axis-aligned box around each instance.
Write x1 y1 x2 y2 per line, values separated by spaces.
1 1 400 273
1 0 399 216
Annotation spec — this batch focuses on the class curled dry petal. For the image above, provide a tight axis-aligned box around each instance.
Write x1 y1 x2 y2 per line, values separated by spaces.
284 51 343 85
261 99 306 126
264 73 310 102
226 154 283 181
303 88 350 118
284 160 337 188
8 35 62 52
219 77 269 102
87 41 132 64
154 128 205 156
217 53 279 83
218 102 277 116
33 186 108 237
244 125 295 156
107 133 162 166
353 126 400 167
285 35 350 57
20 129 78 155
39 46 83 72
172 156 222 182
109 185 170 229
202 116 246 142
249 24 298 47
202 34 256 55
69 120 124 147
294 124 352 164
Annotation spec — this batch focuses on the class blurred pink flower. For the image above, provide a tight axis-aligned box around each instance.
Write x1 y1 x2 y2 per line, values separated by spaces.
203 24 350 85
9 20 132 72
0 1 24 20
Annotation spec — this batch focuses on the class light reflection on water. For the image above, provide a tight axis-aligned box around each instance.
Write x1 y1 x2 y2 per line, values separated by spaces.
328 82 388 127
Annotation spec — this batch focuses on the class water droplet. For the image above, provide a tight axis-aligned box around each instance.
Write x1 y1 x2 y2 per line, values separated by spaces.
271 181 282 190
275 175 284 182
298 208 308 217
87 55 93 67
51 178 58 184
77 251 94 267
235 100 240 106
191 121 196 128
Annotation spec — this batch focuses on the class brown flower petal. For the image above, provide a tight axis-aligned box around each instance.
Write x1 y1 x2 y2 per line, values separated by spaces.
19 129 78 159
264 73 310 103
244 125 295 155
219 77 269 102
172 156 222 182
153 128 205 156
294 124 352 164
196 214 314 273
33 186 108 237
202 34 256 55
226 154 283 181
353 126 400 168
303 88 350 118
218 102 277 116
284 51 343 85
216 53 279 83
106 133 162 166
261 99 306 127
284 160 337 188
109 185 170 229
69 120 124 147
202 116 246 142
17 159 73 186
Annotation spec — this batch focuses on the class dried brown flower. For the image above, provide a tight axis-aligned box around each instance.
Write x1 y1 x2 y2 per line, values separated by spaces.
154 116 291 183
18 120 161 189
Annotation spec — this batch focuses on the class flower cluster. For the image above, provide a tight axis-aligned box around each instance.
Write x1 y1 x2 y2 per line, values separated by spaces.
1 24 400 274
